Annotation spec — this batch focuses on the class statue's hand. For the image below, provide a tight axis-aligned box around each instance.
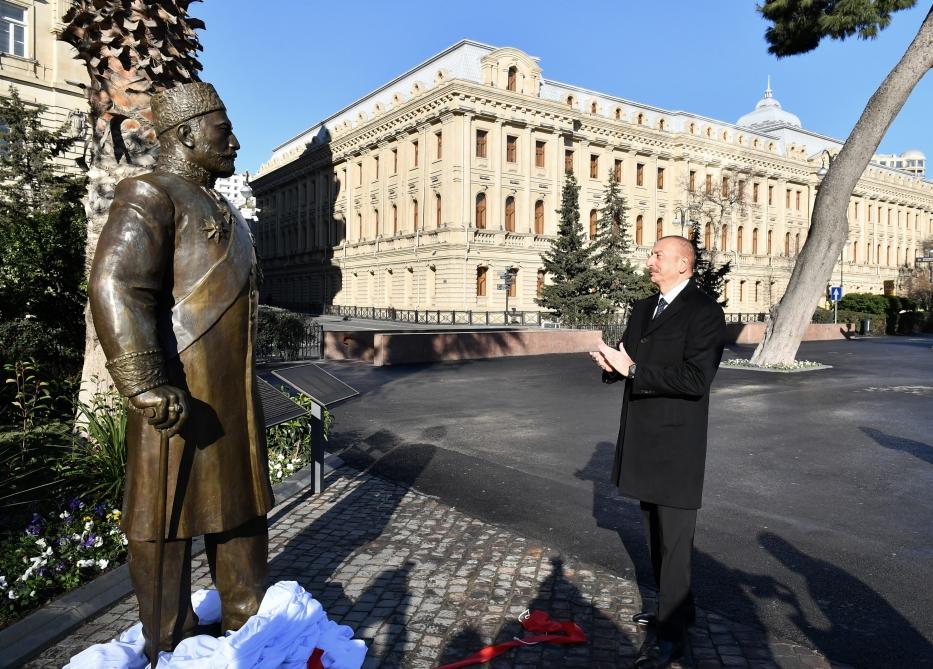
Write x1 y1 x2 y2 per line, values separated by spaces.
129 385 189 437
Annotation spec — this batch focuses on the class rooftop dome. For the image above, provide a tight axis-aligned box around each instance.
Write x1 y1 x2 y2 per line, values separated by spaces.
736 78 801 130
901 148 925 160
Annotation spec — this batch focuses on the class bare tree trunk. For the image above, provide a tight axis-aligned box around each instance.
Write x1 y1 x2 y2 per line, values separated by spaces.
752 6 933 366
58 1 204 407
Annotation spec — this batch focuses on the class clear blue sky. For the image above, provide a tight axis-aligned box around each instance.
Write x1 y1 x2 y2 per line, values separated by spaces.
194 1 933 176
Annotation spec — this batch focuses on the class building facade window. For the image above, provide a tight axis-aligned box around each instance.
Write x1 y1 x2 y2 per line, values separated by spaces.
796 190 801 210
721 224 728 251
656 217 663 241
374 156 379 179
412 140 419 167
785 232 791 256
506 135 517 163
636 163 644 187
657 167 665 190
476 267 487 296
689 170 696 192
535 141 546 168
0 1 27 57
614 159 623 182
508 269 517 297
507 66 517 92
737 226 744 252
564 150 573 173
752 228 758 254
705 174 713 194
475 193 486 229
589 209 598 239
412 198 419 229
721 175 730 197
435 131 443 160
704 223 712 249
786 189 791 208
753 183 759 203
476 130 487 158
534 200 544 234
590 154 599 179
537 270 545 297
392 148 398 173
374 208 380 236
636 215 644 245
392 204 398 235
505 196 516 231
768 185 774 205
795 233 801 254
435 194 442 227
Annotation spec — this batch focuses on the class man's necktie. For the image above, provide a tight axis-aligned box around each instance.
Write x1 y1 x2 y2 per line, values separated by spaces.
653 297 668 319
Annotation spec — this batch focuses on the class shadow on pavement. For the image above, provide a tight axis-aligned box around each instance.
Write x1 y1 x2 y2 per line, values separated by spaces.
437 557 637 667
860 426 933 465
267 433 431 666
759 531 933 668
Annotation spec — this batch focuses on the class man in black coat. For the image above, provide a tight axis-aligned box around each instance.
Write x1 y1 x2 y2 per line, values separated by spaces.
591 235 726 669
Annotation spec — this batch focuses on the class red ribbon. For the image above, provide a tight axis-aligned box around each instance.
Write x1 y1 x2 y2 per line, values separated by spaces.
306 647 324 669
434 610 587 669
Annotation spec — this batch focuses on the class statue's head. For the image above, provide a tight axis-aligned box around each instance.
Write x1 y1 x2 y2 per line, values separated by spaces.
151 82 239 178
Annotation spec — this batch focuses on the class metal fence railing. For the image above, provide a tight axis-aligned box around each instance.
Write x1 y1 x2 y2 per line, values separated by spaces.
255 318 323 363
325 305 548 327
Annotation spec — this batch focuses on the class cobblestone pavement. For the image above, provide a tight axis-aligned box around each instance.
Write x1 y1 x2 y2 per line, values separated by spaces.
25 468 851 669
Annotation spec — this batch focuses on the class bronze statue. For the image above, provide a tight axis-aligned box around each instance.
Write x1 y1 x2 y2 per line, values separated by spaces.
88 82 273 658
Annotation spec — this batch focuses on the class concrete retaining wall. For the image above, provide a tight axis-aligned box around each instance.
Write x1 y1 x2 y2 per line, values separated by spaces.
324 329 604 366
726 322 856 344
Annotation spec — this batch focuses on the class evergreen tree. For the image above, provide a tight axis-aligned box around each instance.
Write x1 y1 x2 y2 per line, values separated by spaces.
688 219 731 307
591 172 653 318
0 87 87 366
537 172 602 324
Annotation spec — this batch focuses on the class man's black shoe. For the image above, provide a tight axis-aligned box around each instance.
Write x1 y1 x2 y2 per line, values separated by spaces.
634 638 684 669
632 611 657 627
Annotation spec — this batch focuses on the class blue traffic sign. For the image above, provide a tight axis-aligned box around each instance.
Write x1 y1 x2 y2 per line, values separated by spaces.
829 286 843 302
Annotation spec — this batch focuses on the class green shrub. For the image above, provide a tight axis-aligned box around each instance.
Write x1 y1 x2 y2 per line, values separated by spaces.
266 394 330 484
838 292 887 315
256 306 309 359
812 307 886 335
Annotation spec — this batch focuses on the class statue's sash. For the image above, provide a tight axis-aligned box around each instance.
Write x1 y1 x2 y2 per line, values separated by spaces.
170 205 253 356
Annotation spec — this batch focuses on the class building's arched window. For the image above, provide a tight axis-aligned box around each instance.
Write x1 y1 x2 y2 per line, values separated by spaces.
795 233 801 254
885 245 890 265
636 113 645 125
614 107 622 120
737 226 744 253
753 138 760 148
534 200 545 235
412 198 419 229
435 194 442 227
721 224 729 251
475 193 486 229
507 66 517 92
589 209 598 239
476 266 487 296
508 269 517 298
636 215 644 245
505 196 516 232
755 281 761 302
656 217 663 241
785 232 791 256
357 212 363 240
852 241 858 263
374 208 380 236
537 270 545 297
688 122 696 134
705 127 713 138
739 280 745 302
752 228 758 254
567 94 575 108
658 118 666 131
590 101 598 114
392 204 398 235
704 223 712 250
767 229 772 254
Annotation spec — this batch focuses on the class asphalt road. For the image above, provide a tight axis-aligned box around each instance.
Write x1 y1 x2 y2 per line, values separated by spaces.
318 336 933 668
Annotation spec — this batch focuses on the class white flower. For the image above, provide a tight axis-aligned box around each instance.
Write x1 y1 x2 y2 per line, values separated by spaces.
29 590 35 597
96 559 109 569
76 559 94 568
71 533 83 542
35 538 47 549
59 511 70 520
93 536 103 548
121 536 128 546
8 590 17 600
84 521 94 532
0 575 7 589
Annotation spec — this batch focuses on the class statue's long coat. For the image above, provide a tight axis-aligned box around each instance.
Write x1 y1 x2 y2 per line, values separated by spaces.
89 171 274 541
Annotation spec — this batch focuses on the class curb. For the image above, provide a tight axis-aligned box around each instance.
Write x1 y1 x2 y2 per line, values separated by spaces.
0 453 343 669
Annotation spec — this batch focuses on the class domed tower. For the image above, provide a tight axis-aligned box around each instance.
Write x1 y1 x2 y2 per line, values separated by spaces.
736 78 802 131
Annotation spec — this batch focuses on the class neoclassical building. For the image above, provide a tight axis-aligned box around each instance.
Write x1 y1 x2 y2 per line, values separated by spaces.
251 40 933 315
0 0 89 171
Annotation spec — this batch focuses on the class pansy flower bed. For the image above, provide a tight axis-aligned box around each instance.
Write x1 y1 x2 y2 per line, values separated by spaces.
0 498 127 626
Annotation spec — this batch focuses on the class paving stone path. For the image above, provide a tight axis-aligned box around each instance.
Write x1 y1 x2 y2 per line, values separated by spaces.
25 467 850 668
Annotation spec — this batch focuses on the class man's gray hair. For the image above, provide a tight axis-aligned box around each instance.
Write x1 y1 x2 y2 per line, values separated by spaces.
659 235 696 271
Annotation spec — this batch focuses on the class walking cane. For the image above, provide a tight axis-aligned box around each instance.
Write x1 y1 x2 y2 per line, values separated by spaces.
149 424 170 669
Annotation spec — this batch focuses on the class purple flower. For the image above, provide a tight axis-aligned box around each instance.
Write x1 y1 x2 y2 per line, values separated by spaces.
94 503 107 516
82 534 97 549
54 563 65 573
68 498 85 512
26 524 40 537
